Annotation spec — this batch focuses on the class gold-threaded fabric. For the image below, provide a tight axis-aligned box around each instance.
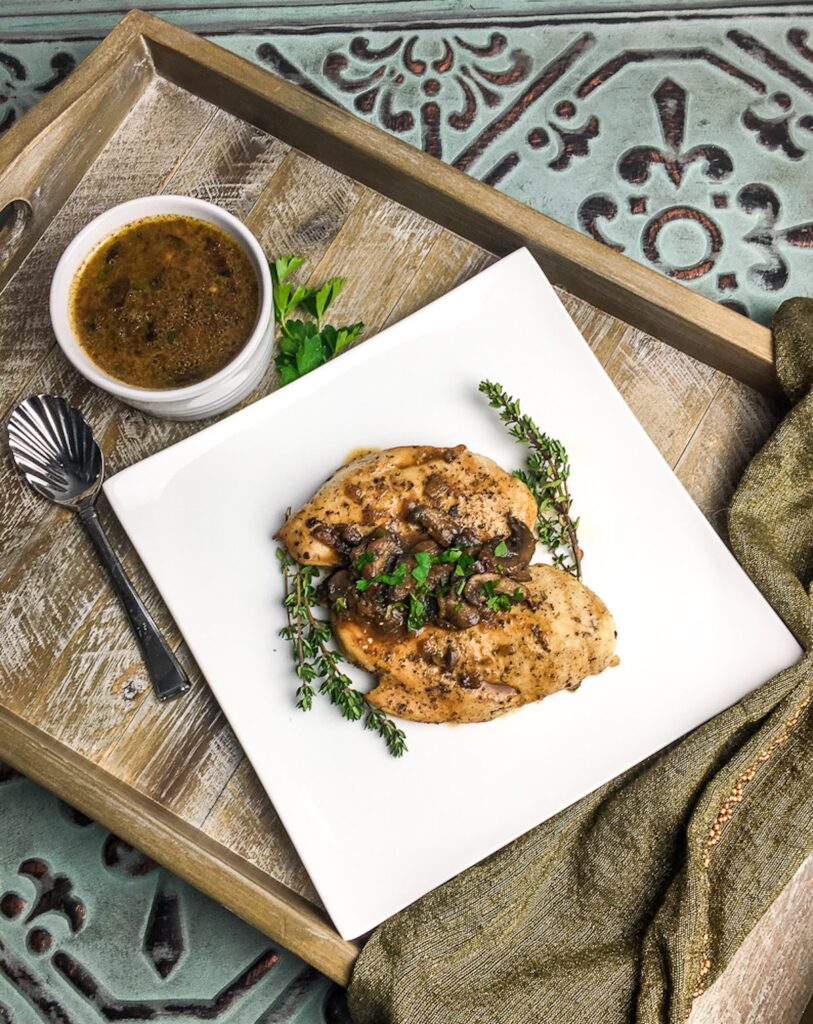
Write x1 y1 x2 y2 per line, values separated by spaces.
348 300 813 1024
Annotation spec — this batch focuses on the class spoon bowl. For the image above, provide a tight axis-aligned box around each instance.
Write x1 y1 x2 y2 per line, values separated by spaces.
8 394 102 507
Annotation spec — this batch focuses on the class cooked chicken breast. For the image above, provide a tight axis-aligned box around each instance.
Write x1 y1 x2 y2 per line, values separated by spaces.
333 564 617 723
277 445 538 567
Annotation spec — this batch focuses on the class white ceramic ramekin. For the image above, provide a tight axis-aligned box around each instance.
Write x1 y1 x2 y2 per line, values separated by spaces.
50 195 274 420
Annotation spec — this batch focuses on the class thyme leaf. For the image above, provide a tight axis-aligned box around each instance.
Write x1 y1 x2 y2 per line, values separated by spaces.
277 540 407 757
479 380 583 580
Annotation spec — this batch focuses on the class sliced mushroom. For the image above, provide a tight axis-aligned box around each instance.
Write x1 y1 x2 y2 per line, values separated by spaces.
477 516 536 576
351 588 405 634
411 539 441 555
437 594 481 629
319 569 353 608
372 602 406 635
309 521 365 563
423 472 452 500
463 573 525 608
507 516 536 562
388 568 419 603
358 529 402 578
339 524 364 546
406 504 457 546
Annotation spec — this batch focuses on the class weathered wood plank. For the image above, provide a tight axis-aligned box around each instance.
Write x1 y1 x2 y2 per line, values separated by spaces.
164 107 290 217
689 852 813 1024
307 190 444 337
594 324 722 470
0 80 218 575
382 230 494 328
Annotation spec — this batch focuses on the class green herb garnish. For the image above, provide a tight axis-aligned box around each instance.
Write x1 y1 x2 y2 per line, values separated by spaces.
494 539 509 557
479 380 582 580
454 554 475 577
411 551 434 587
270 255 364 385
407 593 427 632
438 547 462 564
277 541 406 757
356 562 408 591
482 580 524 613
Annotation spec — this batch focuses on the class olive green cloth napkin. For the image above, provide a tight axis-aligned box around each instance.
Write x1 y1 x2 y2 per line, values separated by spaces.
348 298 813 1024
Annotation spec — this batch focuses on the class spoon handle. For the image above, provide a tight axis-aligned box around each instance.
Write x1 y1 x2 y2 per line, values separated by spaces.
78 504 192 702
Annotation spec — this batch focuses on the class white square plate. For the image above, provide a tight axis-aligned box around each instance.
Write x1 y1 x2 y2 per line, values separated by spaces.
105 249 800 939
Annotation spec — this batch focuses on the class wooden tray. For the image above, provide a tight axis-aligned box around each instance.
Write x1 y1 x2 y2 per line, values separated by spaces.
0 9 796 998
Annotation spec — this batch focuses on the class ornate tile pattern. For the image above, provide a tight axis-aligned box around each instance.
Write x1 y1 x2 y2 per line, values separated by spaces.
2 9 813 323
0 765 348 1023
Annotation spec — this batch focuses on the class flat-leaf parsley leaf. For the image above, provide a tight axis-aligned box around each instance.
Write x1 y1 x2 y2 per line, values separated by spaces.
270 254 365 384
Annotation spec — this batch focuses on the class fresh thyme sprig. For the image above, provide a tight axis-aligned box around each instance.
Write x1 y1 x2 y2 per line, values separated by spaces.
479 380 582 580
277 544 407 757
270 255 364 385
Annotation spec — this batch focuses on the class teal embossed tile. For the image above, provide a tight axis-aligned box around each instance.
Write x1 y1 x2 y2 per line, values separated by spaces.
0 767 346 1022
3 9 813 323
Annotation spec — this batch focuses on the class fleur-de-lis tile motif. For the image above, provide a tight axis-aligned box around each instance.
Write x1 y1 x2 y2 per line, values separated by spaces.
0 766 336 1022
619 78 732 187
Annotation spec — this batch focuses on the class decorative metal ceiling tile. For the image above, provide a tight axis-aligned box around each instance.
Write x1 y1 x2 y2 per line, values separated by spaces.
2 11 813 323
0 767 346 1023
232 14 813 325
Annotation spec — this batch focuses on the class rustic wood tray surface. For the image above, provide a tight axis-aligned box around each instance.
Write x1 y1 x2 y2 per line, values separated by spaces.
0 11 810 1010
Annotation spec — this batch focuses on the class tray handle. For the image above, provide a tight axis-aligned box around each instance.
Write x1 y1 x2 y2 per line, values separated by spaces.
0 198 33 282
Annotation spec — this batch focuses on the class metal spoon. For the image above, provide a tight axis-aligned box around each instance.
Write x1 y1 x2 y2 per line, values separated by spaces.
7 394 191 702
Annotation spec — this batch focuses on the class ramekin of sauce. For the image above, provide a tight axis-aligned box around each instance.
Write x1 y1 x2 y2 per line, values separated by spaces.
50 196 273 419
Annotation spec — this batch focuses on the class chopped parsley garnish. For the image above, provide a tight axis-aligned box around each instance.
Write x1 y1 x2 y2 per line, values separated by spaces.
494 539 510 557
482 580 525 613
411 551 434 587
453 554 475 577
407 594 427 631
438 547 463 564
346 539 525 632
356 562 408 591
355 551 375 571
